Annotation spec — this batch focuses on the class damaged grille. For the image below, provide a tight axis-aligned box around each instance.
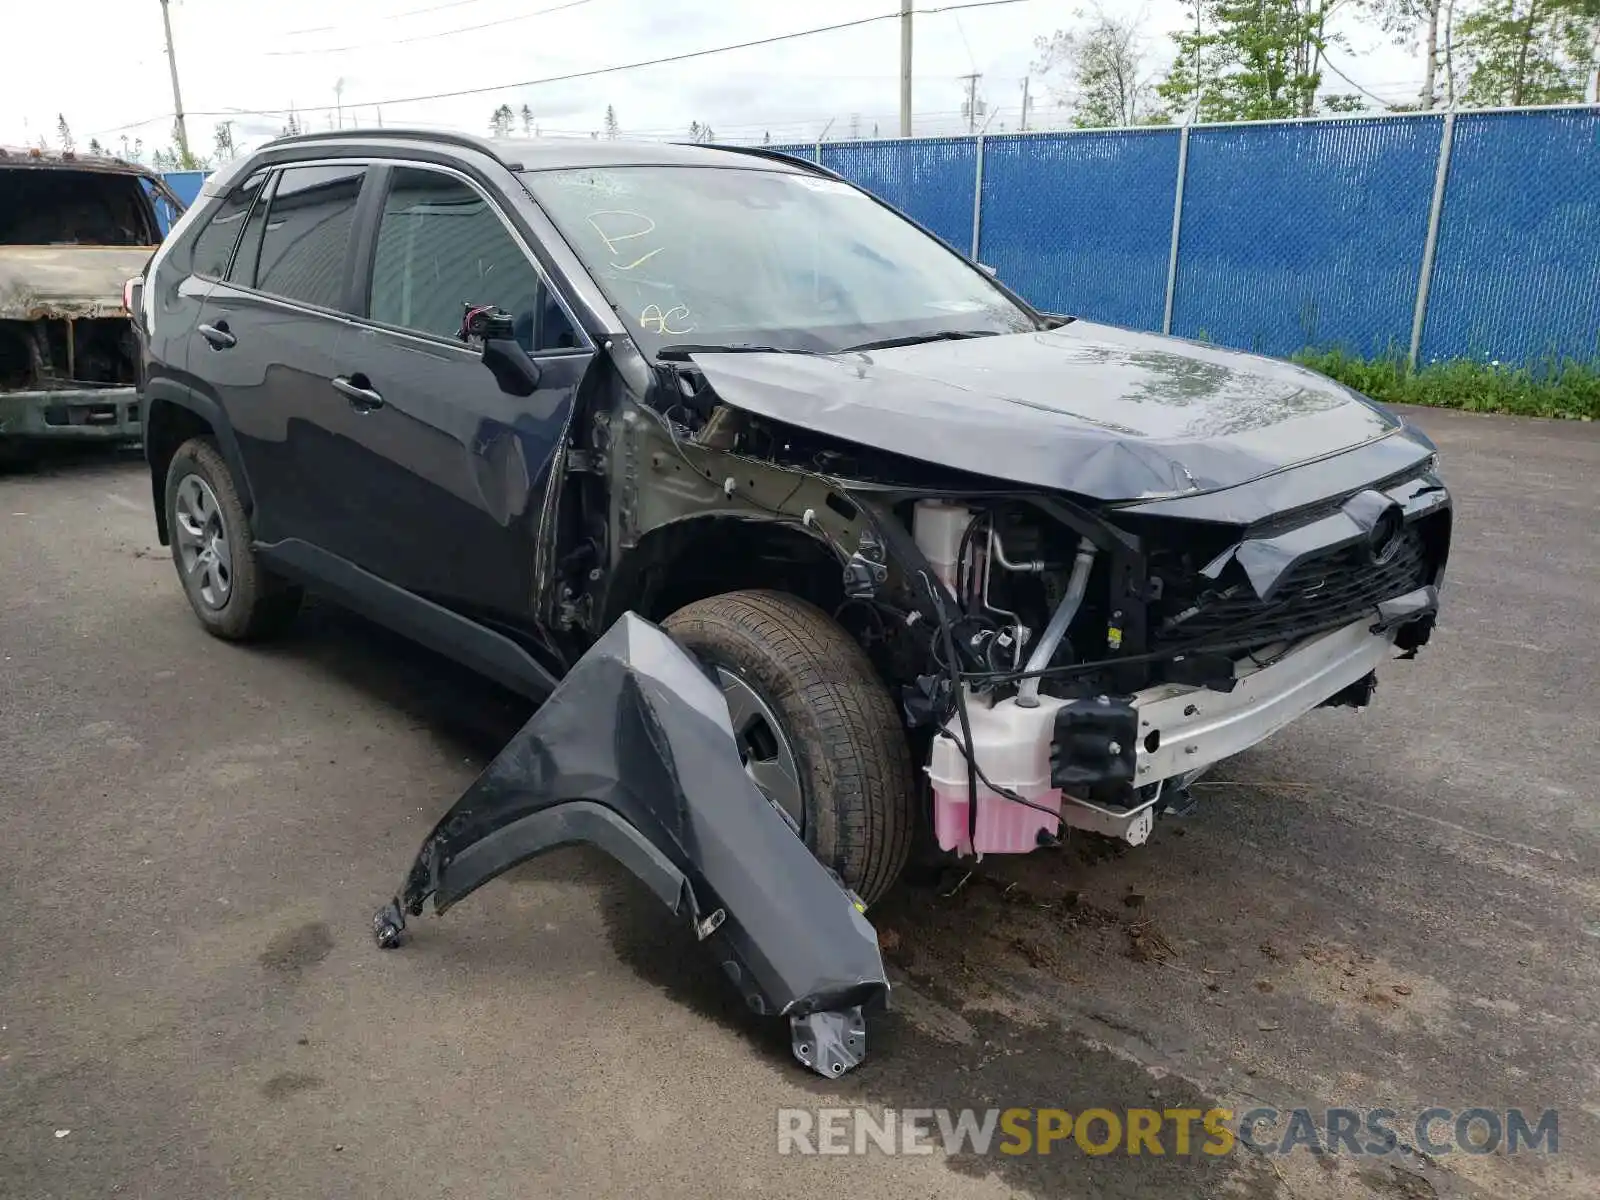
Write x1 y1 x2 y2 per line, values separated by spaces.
0 317 137 390
1156 523 1432 651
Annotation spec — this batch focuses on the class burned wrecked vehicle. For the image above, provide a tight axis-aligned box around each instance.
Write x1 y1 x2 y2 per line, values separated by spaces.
0 149 175 458
136 131 1448 1074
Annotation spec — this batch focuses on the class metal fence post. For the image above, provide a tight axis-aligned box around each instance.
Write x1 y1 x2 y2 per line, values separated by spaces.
1409 110 1456 370
970 134 986 259
814 139 823 164
1162 125 1191 336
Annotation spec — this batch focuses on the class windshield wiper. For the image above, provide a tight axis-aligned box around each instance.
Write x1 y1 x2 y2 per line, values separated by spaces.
837 329 1003 353
655 343 821 361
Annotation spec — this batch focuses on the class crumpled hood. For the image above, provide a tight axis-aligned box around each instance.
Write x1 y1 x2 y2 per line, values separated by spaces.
689 321 1404 501
0 245 152 320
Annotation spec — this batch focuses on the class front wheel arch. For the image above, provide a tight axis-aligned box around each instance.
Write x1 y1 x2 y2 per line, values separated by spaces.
601 515 846 629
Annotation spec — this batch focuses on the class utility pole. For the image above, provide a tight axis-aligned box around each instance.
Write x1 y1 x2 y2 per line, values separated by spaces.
960 72 983 135
899 0 913 137
335 79 346 130
158 0 190 163
1019 76 1030 132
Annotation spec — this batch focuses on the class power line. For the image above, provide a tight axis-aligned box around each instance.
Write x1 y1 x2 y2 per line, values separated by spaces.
1320 52 1420 110
86 111 177 139
267 0 593 56
280 0 514 37
188 0 1031 118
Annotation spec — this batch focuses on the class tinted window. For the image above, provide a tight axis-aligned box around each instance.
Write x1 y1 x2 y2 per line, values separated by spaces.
188 172 266 276
255 164 365 310
227 172 275 287
370 167 577 351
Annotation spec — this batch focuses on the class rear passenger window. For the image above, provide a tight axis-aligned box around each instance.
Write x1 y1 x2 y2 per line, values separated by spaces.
369 166 578 352
189 172 266 279
254 164 365 310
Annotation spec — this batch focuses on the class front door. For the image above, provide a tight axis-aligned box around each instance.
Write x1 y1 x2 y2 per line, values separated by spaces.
331 164 594 620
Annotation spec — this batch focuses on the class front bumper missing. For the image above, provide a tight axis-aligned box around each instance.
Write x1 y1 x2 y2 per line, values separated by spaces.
373 613 889 1079
1134 597 1429 783
1062 596 1433 843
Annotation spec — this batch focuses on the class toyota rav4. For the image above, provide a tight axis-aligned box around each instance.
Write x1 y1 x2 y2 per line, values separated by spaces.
135 129 1450 907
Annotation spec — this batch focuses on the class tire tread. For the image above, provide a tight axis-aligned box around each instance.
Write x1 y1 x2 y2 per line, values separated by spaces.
664 589 914 902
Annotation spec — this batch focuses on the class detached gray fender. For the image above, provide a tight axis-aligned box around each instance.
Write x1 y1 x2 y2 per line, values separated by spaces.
373 613 889 1078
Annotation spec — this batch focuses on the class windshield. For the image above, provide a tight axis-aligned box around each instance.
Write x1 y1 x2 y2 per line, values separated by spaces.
519 164 1037 356
0 168 158 246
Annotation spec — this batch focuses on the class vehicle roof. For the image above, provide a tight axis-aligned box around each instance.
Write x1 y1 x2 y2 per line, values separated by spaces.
0 147 159 178
265 128 815 174
500 138 809 173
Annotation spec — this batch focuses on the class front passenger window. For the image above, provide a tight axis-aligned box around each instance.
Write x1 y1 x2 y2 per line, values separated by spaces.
369 167 577 352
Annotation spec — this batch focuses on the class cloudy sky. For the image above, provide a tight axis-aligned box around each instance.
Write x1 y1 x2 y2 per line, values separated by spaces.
2 0 1426 159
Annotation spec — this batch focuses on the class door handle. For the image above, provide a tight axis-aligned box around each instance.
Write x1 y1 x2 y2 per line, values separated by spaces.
197 321 236 350
332 375 385 410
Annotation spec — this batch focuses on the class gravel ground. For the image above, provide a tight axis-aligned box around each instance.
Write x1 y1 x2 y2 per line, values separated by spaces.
1 406 1596 1199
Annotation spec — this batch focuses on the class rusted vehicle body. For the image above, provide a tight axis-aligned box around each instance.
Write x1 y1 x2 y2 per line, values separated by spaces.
0 149 177 456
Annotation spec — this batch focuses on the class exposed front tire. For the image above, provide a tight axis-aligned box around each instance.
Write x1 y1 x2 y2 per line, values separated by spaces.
663 589 915 904
164 437 302 641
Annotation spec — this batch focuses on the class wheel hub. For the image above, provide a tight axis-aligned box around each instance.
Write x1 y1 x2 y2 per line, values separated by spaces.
173 475 232 610
715 667 804 831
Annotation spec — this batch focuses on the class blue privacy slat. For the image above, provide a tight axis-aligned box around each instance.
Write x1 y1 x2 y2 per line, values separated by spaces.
820 137 977 253
161 170 208 208
978 129 1180 329
1421 109 1600 363
1169 116 1443 357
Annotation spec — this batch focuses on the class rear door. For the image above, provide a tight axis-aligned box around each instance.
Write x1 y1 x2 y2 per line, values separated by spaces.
190 162 367 547
142 169 272 400
331 162 594 619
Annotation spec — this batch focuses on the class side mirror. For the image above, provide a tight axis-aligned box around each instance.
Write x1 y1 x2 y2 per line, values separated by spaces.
460 304 542 396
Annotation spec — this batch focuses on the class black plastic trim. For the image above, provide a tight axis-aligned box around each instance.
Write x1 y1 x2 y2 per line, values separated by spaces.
255 538 560 701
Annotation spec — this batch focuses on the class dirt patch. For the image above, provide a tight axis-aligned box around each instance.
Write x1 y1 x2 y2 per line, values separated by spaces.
259 921 334 972
261 1072 324 1100
1359 1163 1438 1198
1283 940 1450 1032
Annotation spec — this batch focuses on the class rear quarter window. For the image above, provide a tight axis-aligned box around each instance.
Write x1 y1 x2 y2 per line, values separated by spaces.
188 172 268 279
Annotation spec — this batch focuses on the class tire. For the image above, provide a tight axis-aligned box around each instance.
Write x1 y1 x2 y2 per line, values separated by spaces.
663 589 915 904
164 437 302 641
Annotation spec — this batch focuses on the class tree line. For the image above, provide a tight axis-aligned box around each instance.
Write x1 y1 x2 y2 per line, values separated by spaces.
46 114 235 171
1038 0 1600 127
486 102 721 143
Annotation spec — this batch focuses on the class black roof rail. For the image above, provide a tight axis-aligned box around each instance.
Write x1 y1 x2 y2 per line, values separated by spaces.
701 143 845 180
267 127 507 163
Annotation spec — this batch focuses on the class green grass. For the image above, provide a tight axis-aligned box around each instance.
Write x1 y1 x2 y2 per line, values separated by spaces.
1291 349 1600 421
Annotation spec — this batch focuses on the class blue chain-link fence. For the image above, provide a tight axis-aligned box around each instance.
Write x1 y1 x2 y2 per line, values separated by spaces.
1420 109 1600 364
152 109 1598 366
779 105 1600 366
980 128 1180 332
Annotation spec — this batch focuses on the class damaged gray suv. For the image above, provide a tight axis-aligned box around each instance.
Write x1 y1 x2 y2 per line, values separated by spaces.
135 130 1449 1069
